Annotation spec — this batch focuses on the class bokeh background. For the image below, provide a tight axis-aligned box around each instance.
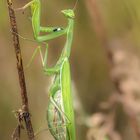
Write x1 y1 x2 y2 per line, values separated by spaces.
1 0 140 140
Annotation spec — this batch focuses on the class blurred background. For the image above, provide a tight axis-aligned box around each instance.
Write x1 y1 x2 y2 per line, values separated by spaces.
1 0 140 140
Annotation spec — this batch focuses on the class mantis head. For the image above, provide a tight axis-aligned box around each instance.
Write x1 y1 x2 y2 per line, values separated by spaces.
61 9 75 18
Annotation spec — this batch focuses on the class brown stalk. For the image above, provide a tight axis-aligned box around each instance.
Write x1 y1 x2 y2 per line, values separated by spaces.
7 0 35 139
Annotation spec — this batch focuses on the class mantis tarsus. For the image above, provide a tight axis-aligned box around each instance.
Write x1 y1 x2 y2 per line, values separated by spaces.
16 0 76 140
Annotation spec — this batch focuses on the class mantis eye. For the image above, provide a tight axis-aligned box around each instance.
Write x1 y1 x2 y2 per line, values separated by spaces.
53 28 63 32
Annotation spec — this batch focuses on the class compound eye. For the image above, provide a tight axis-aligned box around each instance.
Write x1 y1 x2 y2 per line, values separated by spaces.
53 28 63 32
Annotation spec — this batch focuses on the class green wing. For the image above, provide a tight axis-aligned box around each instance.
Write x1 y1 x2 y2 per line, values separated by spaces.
60 58 76 140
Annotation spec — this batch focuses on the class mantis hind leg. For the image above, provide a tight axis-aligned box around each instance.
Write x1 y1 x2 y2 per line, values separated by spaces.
47 82 71 139
48 79 71 124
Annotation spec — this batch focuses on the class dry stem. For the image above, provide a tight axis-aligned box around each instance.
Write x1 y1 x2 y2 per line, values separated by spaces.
7 0 35 139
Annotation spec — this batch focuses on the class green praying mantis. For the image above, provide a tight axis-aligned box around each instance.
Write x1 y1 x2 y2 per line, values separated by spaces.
16 0 76 139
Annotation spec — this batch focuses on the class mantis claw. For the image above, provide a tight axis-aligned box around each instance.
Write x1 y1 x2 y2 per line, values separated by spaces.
14 7 25 14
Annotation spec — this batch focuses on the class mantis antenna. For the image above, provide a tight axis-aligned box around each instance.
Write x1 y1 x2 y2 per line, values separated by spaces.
73 0 79 11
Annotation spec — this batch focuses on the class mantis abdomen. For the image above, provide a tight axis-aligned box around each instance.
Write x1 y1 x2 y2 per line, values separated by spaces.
47 89 67 140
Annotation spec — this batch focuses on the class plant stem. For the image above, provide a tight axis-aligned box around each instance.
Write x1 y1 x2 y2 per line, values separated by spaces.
7 0 35 139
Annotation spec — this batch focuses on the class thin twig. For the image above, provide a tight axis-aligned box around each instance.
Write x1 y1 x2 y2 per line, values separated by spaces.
7 0 35 139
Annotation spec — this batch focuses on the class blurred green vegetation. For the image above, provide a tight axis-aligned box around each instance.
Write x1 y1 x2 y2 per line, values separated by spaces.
1 0 140 140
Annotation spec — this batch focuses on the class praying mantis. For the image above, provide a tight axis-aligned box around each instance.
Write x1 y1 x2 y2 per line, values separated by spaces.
16 0 76 139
